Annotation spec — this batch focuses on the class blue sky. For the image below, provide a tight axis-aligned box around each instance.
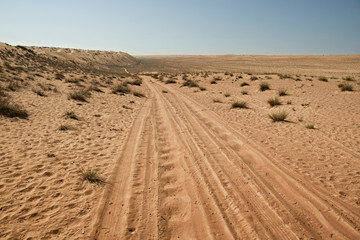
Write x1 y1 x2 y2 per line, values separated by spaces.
1 0 359 55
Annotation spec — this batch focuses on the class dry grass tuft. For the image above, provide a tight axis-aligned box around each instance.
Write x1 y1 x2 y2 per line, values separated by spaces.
267 97 282 107
0 98 28 119
68 89 91 102
232 101 248 109
259 82 270 91
269 110 288 122
80 169 104 184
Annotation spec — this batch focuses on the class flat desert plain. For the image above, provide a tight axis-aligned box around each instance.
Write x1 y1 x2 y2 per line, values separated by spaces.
0 43 359 239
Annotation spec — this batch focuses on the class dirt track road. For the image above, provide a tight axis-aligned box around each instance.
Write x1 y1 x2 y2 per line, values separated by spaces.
92 76 360 239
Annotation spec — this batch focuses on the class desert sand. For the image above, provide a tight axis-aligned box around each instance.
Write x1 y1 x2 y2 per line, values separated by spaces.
0 43 359 239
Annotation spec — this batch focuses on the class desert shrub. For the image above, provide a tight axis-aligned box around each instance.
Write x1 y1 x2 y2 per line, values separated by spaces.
162 90 168 93
213 98 222 103
65 79 81 84
224 72 230 75
112 84 131 94
55 73 65 80
250 76 258 81
259 82 270 91
133 91 145 97
128 78 143 86
64 111 79 120
68 89 91 102
278 74 293 79
278 89 288 96
32 88 47 97
267 97 281 107
287 100 292 105
199 86 207 91
182 80 199 88
224 93 231 97
165 79 177 84
210 80 217 84
343 76 355 81
87 85 104 93
58 124 74 131
7 81 21 91
318 76 328 82
305 123 315 129
80 169 104 184
232 101 248 109
338 83 353 91
241 90 248 95
213 76 222 81
240 82 249 87
269 110 288 122
0 98 28 119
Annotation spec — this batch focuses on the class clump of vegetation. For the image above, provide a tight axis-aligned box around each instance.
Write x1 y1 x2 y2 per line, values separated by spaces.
250 76 258 81
182 80 199 88
305 123 315 129
287 100 292 105
112 83 131 94
32 88 47 97
80 169 104 184
240 82 249 87
58 124 73 131
162 90 168 93
213 98 222 103
210 80 217 84
318 76 328 82
199 86 207 91
259 82 270 91
0 98 28 119
133 91 145 97
7 81 21 91
278 88 288 96
224 72 230 75
213 76 222 81
241 90 248 95
267 97 281 107
165 79 177 84
127 77 143 86
269 110 289 122
55 73 65 80
231 101 248 109
278 74 293 79
64 111 79 120
87 85 104 93
338 83 353 91
68 89 91 102
343 76 355 82
224 93 231 97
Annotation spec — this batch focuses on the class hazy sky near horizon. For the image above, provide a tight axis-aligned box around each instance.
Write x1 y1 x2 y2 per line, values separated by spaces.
1 0 359 55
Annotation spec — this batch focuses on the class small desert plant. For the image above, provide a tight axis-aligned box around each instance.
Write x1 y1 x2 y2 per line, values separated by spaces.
279 74 293 79
213 98 222 103
232 101 248 109
162 90 168 93
241 90 248 95
269 110 288 122
133 91 145 97
32 89 47 97
80 169 104 184
165 79 177 84
64 111 79 120
267 97 281 107
250 76 258 81
87 85 104 93
213 76 222 81
210 80 217 84
287 100 292 105
259 82 270 91
128 78 142 86
224 72 230 75
278 89 288 96
338 83 353 91
224 93 231 97
199 86 207 91
240 82 249 87
68 89 91 102
0 98 28 119
55 73 65 80
343 76 355 81
65 79 81 84
182 80 199 88
112 84 131 94
7 81 21 91
305 123 315 129
318 76 328 82
58 124 74 131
